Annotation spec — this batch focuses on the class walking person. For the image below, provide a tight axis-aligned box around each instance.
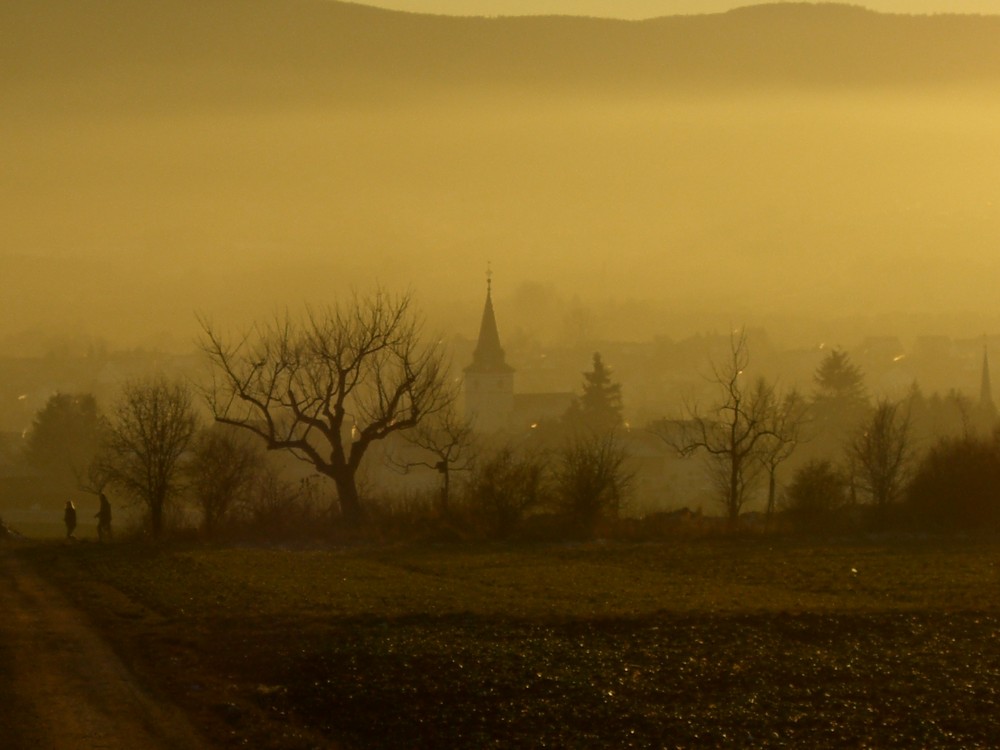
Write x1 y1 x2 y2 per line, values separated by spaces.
95 492 112 542
64 500 77 540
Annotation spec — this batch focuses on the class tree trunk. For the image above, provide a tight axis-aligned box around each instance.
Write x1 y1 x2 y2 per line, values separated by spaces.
766 469 777 519
728 457 741 527
150 499 164 539
440 465 450 516
332 472 365 527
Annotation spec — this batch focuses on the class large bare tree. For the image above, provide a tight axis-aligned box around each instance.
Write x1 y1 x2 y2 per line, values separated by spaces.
657 330 779 525
200 291 454 526
102 377 199 539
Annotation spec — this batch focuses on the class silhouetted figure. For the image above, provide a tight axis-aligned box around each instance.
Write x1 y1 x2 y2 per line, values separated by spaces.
95 493 112 542
64 500 77 539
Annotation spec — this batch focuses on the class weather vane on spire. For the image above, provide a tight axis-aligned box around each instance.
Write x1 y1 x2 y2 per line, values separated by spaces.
486 262 493 294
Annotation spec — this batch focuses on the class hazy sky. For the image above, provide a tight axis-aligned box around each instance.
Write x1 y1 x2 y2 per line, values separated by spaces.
5 0 1000 356
353 0 1000 17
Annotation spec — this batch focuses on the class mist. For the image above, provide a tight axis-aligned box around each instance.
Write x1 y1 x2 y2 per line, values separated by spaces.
4 1 1000 354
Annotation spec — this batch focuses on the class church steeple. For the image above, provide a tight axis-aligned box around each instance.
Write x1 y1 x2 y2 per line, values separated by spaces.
981 344 995 412
463 269 515 431
467 270 513 374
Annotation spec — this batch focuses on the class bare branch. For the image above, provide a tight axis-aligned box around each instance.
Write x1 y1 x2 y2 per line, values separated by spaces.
198 291 454 525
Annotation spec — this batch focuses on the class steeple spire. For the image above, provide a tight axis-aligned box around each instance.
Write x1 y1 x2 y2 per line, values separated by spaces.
463 269 516 432
466 268 513 374
981 343 995 411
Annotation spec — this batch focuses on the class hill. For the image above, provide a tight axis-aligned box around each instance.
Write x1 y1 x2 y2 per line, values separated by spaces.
4 1 1000 116
3 1 1000 353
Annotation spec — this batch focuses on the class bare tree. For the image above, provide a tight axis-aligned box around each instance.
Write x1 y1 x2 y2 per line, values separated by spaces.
392 405 476 514
657 330 778 525
200 291 454 526
757 387 807 521
76 416 114 497
846 397 913 528
467 444 548 538
187 425 263 537
554 430 634 537
102 377 198 539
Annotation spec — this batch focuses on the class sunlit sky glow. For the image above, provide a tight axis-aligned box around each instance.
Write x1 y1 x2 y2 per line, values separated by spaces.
4 0 1000 354
351 0 1000 18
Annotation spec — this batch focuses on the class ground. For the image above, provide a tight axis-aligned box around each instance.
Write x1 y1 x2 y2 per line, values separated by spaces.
3 534 1000 748
0 547 213 750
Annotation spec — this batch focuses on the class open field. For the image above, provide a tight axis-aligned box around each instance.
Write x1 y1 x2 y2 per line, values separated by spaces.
14 536 1000 748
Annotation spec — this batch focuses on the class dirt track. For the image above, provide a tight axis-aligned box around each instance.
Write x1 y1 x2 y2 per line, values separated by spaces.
0 547 213 750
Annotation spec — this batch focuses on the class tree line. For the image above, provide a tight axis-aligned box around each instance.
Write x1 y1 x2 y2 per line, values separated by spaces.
654 329 1000 534
17 292 1000 542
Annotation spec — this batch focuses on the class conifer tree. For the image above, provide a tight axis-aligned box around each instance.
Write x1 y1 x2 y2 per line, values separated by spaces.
569 352 623 433
809 349 869 456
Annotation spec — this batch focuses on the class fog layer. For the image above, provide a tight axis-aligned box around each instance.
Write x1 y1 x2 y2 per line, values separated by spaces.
3 1 1000 352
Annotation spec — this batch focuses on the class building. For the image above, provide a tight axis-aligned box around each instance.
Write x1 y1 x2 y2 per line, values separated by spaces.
463 275 575 433
463 274 515 432
975 343 998 433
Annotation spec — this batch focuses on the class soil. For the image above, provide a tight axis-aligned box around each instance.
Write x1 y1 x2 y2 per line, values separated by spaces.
5 536 1000 748
0 546 213 750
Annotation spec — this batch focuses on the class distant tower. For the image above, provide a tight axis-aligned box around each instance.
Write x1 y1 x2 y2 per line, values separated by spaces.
464 270 514 432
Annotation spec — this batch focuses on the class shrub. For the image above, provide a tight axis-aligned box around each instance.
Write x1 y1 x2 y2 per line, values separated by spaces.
783 460 849 534
236 470 333 543
365 489 477 543
466 446 548 538
906 434 1000 532
186 426 263 538
553 431 633 538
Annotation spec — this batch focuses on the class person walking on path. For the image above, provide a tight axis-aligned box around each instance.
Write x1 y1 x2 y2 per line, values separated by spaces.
95 493 112 542
64 500 77 540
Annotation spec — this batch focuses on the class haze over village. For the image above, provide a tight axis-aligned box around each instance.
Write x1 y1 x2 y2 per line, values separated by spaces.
3 2 1000 421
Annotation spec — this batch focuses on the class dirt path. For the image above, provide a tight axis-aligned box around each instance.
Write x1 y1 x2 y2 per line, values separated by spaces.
0 547 214 750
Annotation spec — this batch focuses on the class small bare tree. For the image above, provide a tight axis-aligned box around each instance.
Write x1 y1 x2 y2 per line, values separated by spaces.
554 430 634 537
470 445 548 538
392 405 476 515
657 330 779 525
846 397 913 528
102 377 198 539
187 425 263 537
200 291 454 526
757 387 807 521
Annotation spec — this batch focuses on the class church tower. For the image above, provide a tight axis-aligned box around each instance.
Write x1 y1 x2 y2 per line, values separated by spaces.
980 344 995 413
977 343 997 433
464 271 514 432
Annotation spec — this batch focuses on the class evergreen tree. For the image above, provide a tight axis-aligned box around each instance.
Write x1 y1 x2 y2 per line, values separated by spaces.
568 352 623 432
808 349 869 457
813 349 867 406
24 393 105 486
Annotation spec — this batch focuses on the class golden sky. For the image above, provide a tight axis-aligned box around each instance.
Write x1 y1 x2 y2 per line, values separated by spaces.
4 0 1000 353
353 0 1000 17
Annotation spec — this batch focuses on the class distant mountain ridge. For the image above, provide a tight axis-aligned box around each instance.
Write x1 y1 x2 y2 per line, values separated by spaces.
4 0 1000 115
